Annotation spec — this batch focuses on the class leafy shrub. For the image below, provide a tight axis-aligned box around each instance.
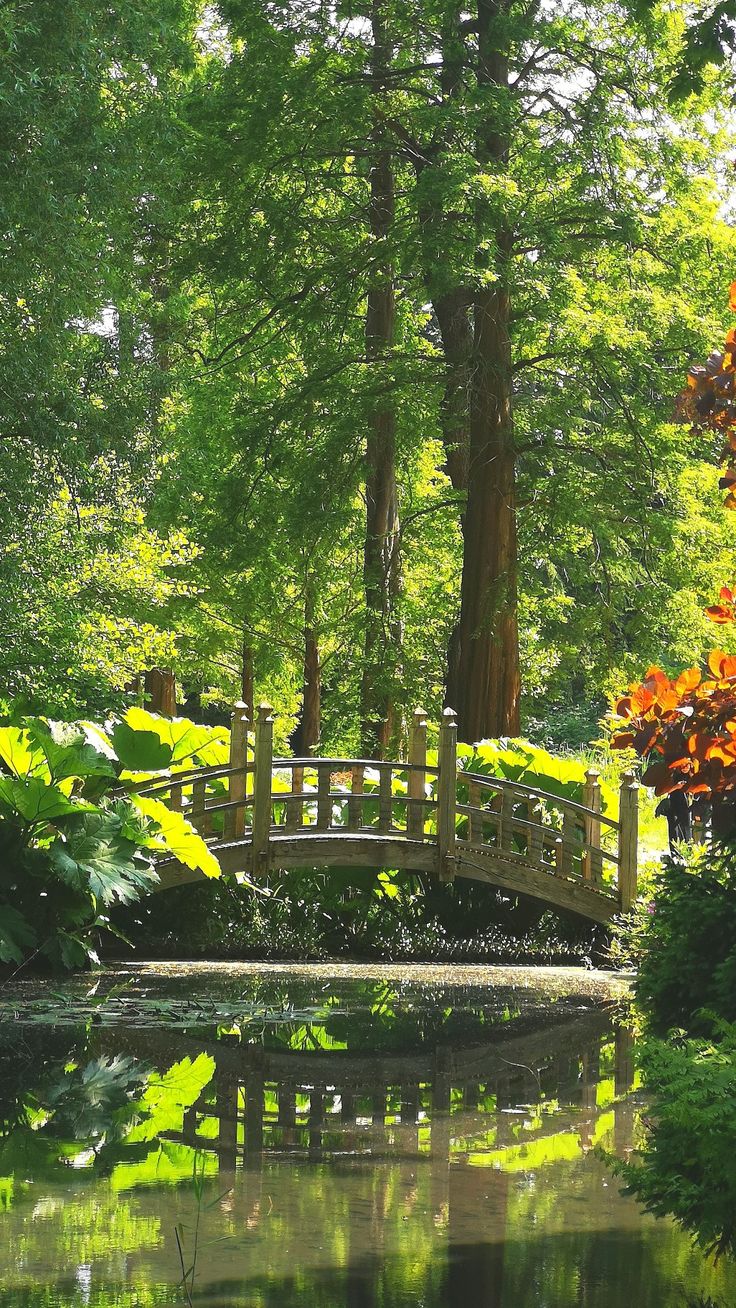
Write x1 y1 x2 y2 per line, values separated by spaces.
612 1024 736 1261
457 737 617 812
632 843 736 1034
0 709 224 970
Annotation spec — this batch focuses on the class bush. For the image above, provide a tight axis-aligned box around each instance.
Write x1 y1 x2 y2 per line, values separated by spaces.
0 710 222 970
611 1024 736 1261
632 843 736 1034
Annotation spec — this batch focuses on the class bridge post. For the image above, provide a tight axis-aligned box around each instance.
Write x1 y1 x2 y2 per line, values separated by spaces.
226 701 250 840
252 703 274 874
437 708 457 882
582 768 602 882
408 707 428 839
618 771 639 911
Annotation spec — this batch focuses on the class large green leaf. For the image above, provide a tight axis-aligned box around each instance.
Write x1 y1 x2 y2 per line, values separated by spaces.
0 777 84 824
131 796 221 878
0 728 48 781
126 1054 215 1142
27 722 116 783
111 722 173 772
49 813 159 905
123 708 230 768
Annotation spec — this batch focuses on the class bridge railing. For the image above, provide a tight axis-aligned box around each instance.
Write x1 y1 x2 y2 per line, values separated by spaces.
135 702 638 911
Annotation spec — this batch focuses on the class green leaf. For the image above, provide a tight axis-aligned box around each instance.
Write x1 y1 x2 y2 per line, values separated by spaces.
0 777 83 824
123 709 229 767
0 727 48 781
126 1054 215 1142
49 813 158 905
27 722 116 783
131 796 221 878
111 722 173 772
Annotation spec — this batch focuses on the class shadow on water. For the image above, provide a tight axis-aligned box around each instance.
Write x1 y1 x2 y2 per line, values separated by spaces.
0 967 734 1307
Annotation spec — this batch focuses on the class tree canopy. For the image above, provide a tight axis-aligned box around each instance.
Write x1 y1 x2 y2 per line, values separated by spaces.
2 0 736 754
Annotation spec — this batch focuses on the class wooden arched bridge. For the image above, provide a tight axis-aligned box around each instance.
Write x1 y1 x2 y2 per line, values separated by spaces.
145 705 638 924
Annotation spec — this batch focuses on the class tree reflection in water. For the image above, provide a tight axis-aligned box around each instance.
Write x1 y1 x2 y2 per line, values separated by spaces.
0 976 734 1307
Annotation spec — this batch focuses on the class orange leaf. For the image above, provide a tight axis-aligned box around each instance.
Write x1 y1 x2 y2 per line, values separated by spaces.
610 731 635 749
720 585 735 602
706 605 734 624
709 650 729 677
675 667 702 693
729 280 736 312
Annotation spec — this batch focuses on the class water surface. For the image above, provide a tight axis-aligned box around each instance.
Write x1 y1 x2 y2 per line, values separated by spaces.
0 963 732 1307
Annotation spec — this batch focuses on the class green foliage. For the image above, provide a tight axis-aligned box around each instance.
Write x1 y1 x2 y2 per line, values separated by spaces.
612 1024 736 1261
0 709 223 971
459 738 617 812
632 844 736 1034
0 1047 215 1181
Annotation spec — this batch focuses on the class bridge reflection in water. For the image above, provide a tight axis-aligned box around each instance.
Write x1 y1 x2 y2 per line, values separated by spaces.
105 1011 638 1307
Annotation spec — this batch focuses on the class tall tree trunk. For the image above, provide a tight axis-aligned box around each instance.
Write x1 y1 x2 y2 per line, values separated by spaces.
240 635 254 716
451 0 520 742
361 0 401 757
291 584 321 757
434 288 473 494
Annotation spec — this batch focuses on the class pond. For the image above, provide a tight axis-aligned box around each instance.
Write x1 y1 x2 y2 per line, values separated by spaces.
0 962 733 1307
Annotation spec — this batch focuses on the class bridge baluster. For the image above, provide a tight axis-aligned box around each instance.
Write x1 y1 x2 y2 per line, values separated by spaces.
618 771 639 911
559 809 577 877
468 780 482 845
408 708 427 839
169 781 183 813
527 797 543 866
316 765 331 829
349 765 364 829
379 765 393 832
285 765 304 831
252 703 274 873
226 701 250 841
583 768 602 882
499 789 515 853
191 777 207 834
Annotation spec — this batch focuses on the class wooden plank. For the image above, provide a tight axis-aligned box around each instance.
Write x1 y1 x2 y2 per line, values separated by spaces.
379 765 393 833
407 708 427 839
437 709 457 881
348 765 364 830
527 797 543 866
618 772 639 910
251 704 273 873
316 765 332 829
285 765 304 831
191 778 206 834
468 780 482 845
499 789 515 853
226 701 249 841
583 768 603 882
560 810 577 877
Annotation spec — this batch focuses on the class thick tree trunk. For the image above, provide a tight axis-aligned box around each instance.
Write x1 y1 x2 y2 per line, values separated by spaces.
450 0 520 742
434 289 473 493
360 0 401 758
